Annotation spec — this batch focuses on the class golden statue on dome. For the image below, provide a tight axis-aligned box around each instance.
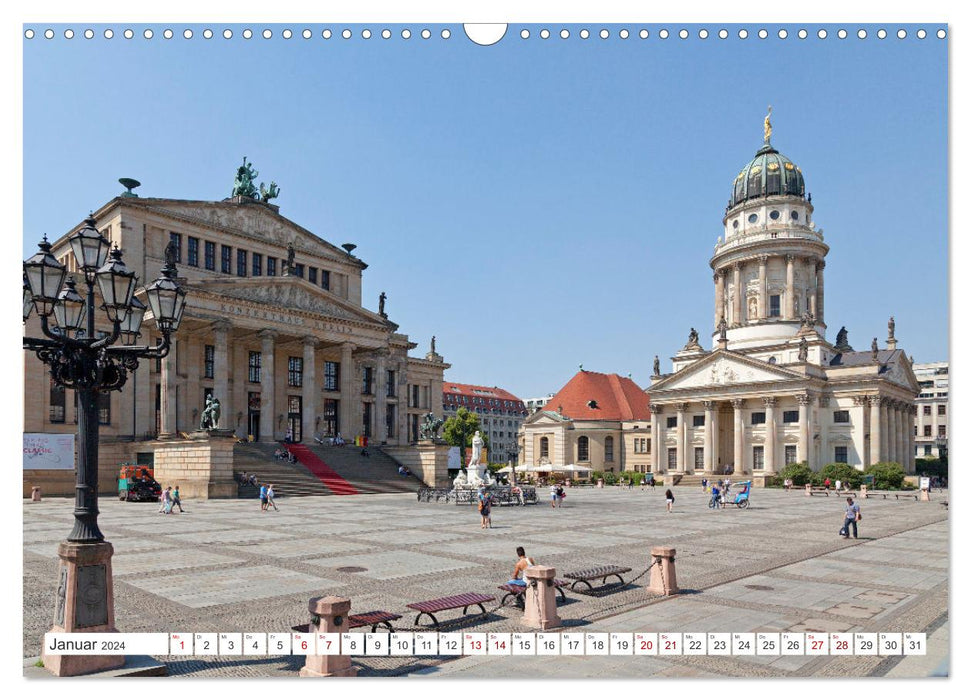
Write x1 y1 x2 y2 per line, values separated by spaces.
764 105 773 144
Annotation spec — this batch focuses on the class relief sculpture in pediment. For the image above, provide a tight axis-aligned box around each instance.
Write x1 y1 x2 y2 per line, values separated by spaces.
227 284 359 321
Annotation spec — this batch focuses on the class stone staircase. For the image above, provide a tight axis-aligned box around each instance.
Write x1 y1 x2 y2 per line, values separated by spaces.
232 442 423 498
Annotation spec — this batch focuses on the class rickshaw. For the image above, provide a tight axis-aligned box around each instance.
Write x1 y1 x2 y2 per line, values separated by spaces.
118 464 162 502
731 480 752 509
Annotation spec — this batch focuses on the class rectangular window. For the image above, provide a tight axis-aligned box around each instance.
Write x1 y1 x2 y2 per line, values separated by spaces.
324 361 339 391
667 448 677 470
323 399 339 437
386 403 395 439
204 344 214 379
782 410 799 424
386 369 396 397
833 410 850 424
834 446 848 463
187 236 199 267
98 392 111 425
924 445 932 455
267 257 277 276
769 294 781 317
411 384 421 408
938 425 946 437
692 415 705 427
923 405 931 415
666 416 677 428
309 267 317 284
169 232 182 263
204 241 216 270
751 412 766 425
694 447 704 470
49 378 65 423
221 245 232 274
288 357 303 387
237 249 247 277
320 269 330 290
363 402 372 438
362 367 374 395
924 425 932 437
938 404 946 415
784 445 797 465
248 351 261 383
252 253 263 276
753 445 764 470
294 263 305 278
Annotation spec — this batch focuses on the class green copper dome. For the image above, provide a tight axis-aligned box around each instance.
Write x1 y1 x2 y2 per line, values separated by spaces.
729 143 806 209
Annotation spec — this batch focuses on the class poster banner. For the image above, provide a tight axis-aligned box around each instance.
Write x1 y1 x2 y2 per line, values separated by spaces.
23 433 75 470
447 446 461 470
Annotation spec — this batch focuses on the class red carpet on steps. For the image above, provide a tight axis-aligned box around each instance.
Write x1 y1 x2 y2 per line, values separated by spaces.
286 444 359 495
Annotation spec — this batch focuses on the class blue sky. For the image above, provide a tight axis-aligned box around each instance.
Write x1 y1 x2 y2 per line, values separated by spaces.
23 24 948 399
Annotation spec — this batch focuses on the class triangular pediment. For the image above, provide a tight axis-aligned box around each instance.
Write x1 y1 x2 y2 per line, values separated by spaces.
129 198 354 265
193 276 391 327
524 411 570 426
650 351 805 392
883 351 921 394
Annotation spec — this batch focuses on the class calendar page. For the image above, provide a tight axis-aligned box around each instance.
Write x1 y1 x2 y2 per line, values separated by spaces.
18 0 950 689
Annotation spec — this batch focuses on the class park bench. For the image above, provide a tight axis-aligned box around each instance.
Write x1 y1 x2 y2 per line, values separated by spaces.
806 487 831 496
562 565 633 592
497 579 569 607
864 491 920 501
406 593 495 628
292 610 401 634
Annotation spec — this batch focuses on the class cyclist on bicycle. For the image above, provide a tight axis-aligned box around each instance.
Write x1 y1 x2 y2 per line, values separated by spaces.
709 484 722 508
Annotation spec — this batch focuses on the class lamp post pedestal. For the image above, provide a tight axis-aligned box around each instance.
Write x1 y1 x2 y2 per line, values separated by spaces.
41 541 123 676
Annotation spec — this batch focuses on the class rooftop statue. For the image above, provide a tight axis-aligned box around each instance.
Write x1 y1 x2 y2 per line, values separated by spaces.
718 316 728 342
379 291 387 318
798 337 808 362
260 181 280 203
283 241 295 275
232 156 260 199
888 316 895 339
764 105 773 144
653 354 660 377
834 326 853 353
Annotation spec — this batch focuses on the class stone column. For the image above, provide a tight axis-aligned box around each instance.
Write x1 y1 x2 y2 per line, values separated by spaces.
798 393 812 466
702 400 715 473
908 405 917 472
732 263 742 325
258 330 277 443
807 257 817 318
675 403 687 473
714 270 725 328
869 396 883 465
302 336 318 444
895 402 905 466
339 342 356 439
785 255 796 320
731 399 744 474
375 351 387 443
650 404 663 474
816 261 825 325
711 404 720 471
853 396 868 468
159 338 178 437
887 401 897 464
757 255 768 320
763 397 777 474
818 396 830 466
212 321 231 417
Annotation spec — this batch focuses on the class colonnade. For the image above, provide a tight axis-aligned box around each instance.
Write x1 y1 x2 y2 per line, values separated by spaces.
713 256 825 327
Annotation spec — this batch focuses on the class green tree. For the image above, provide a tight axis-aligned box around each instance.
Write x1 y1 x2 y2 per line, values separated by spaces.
864 462 906 490
820 463 864 489
916 457 947 480
442 408 489 450
779 461 813 486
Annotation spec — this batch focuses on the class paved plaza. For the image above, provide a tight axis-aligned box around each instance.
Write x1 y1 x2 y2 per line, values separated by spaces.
23 487 948 678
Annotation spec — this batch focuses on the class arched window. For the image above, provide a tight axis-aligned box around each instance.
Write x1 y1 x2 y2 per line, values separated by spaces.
540 437 549 459
577 436 589 462
604 436 614 462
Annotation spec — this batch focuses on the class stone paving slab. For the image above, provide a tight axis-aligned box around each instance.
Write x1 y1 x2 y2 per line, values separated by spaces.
220 537 378 559
304 551 479 580
775 558 947 592
113 549 244 576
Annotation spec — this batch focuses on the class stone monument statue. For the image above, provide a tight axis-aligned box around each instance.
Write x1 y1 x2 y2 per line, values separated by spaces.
418 412 444 441
259 181 280 203
834 326 853 353
718 316 728 342
431 336 436 354
797 337 808 362
283 241 295 275
164 239 178 267
200 396 222 430
888 316 895 339
379 292 387 318
232 157 259 199
653 354 660 377
871 337 880 362
465 430 493 488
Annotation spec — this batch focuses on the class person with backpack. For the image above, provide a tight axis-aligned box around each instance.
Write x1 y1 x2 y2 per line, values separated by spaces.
477 486 492 529
840 497 861 539
556 484 566 507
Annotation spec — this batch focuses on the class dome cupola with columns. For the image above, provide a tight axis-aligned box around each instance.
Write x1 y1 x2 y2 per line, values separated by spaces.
710 107 829 354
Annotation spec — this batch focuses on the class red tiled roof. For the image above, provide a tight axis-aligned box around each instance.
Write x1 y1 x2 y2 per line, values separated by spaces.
443 382 526 412
543 370 651 421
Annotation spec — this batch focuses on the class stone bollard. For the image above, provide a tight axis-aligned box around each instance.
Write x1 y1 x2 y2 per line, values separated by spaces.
299 596 357 677
805 483 812 497
920 489 931 502
522 565 562 630
646 546 679 596
31 487 42 502
860 484 868 499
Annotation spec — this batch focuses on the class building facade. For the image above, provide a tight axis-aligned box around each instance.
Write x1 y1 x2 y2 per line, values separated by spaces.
646 118 919 481
913 361 948 459
442 383 527 463
518 370 653 473
24 172 449 485
525 394 554 413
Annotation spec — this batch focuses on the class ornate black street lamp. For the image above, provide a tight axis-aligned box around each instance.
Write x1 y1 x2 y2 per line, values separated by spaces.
23 217 187 543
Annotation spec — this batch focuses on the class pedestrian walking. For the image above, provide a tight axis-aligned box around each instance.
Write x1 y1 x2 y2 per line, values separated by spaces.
839 497 861 539
550 483 558 508
556 484 566 507
477 486 493 528
665 489 675 513
835 479 842 492
648 474 656 491
172 485 184 513
266 484 279 511
824 477 832 490
259 483 269 512
159 486 174 515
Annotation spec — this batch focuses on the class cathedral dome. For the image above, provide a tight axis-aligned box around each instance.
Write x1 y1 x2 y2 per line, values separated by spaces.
728 144 806 209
